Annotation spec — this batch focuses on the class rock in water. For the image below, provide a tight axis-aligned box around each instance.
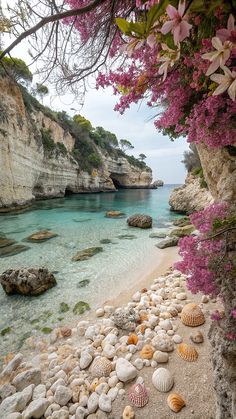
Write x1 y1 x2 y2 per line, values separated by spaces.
170 225 195 237
0 238 16 248
0 244 30 258
105 211 125 218
155 237 179 249
0 267 57 296
72 247 103 261
25 229 58 242
127 214 152 229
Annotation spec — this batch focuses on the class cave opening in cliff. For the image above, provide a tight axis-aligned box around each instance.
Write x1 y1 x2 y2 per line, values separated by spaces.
65 187 74 196
110 175 124 189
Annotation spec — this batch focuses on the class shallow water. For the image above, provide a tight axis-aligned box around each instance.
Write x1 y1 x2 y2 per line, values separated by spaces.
0 186 181 356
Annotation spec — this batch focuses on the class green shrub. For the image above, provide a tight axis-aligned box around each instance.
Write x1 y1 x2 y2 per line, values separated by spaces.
88 152 102 168
56 142 67 156
40 128 55 152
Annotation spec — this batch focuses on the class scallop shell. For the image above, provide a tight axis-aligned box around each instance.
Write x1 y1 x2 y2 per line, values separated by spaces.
90 357 112 378
177 343 198 362
152 368 174 392
127 333 138 345
128 383 149 407
181 303 205 327
140 344 154 360
167 393 186 412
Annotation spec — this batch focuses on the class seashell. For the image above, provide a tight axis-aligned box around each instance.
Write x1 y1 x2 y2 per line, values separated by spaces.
139 324 147 334
190 330 204 344
181 303 205 327
123 405 135 419
140 344 154 360
128 383 148 407
177 343 198 362
90 357 112 378
167 393 186 412
127 333 139 345
60 326 72 337
139 312 148 322
152 368 174 392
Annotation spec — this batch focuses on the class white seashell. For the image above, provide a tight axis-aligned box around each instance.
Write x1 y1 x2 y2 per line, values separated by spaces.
152 367 174 392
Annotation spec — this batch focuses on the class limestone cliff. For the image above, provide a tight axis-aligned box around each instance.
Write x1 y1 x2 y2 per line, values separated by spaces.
0 77 152 212
169 173 214 214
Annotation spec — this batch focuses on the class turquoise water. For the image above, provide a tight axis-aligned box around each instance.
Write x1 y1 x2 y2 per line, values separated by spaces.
0 186 180 356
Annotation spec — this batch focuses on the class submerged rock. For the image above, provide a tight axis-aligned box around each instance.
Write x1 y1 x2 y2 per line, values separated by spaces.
0 244 30 258
170 225 195 237
0 267 57 296
25 229 58 242
149 232 167 239
117 234 137 240
105 211 125 218
73 301 90 315
59 302 70 313
127 214 152 229
72 247 103 261
100 239 112 244
0 238 16 248
77 279 90 288
155 237 179 249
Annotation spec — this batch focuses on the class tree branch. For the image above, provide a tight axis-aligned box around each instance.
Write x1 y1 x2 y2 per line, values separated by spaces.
0 0 107 60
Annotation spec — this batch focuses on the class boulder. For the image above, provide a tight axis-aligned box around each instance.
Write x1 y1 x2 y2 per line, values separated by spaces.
169 224 195 237
25 229 58 242
155 237 179 249
151 179 164 188
0 267 57 296
173 216 190 227
72 247 103 261
127 214 152 229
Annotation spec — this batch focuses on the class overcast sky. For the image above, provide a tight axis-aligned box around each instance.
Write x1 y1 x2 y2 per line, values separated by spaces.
1 1 189 184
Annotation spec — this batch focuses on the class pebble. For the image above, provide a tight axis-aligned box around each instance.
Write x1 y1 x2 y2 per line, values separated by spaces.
108 376 118 388
153 351 169 363
123 405 135 419
116 358 137 382
103 344 116 359
51 410 69 419
107 387 118 401
22 398 49 419
0 383 16 401
4 414 22 419
80 352 93 369
32 384 46 400
201 295 209 303
54 385 72 406
96 308 105 317
75 406 87 418
95 383 109 395
0 353 23 377
87 392 99 414
159 319 173 331
172 334 183 344
98 394 112 413
176 292 187 300
134 358 143 370
44 403 61 417
0 385 34 417
190 330 204 344
152 335 174 352
51 379 66 393
12 368 41 391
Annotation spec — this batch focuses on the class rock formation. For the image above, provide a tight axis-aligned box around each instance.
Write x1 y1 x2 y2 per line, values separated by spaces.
169 173 214 213
0 267 57 295
0 77 152 212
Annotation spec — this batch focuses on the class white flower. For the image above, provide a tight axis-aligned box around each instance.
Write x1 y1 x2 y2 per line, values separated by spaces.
202 37 232 76
210 66 236 101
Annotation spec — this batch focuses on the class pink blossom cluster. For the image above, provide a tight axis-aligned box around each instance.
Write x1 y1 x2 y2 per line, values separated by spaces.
189 202 228 233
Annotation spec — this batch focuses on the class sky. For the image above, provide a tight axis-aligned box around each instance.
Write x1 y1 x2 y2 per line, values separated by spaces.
1 0 189 184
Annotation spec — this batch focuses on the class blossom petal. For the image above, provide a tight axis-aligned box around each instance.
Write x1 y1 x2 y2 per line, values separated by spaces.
178 0 186 18
212 36 223 50
166 4 178 19
173 25 181 45
228 78 236 101
216 28 230 43
228 14 235 31
210 73 228 84
147 34 156 48
161 20 174 35
202 51 220 61
178 21 192 42
206 56 221 76
221 49 231 65
213 81 230 96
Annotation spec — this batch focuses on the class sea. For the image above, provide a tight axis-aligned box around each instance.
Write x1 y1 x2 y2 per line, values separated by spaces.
0 185 181 357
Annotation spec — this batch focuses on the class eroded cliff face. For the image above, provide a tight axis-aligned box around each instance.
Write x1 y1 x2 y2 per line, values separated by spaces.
0 78 152 211
169 173 214 213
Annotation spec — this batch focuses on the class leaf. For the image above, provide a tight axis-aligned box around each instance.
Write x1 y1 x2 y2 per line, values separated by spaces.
115 18 131 35
129 21 146 36
146 0 169 33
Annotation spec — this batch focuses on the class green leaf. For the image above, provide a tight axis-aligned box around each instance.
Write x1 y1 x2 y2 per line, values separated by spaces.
129 21 146 36
116 18 131 35
146 0 169 33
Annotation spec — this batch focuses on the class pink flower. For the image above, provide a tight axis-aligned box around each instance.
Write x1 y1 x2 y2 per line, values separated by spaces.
210 66 236 101
211 310 222 321
161 1 192 45
217 14 236 44
158 43 180 80
232 309 236 319
202 37 232 76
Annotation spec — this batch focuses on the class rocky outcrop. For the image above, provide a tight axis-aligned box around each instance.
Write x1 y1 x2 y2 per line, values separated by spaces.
0 267 57 295
0 77 152 212
169 173 214 214
196 144 236 208
151 179 164 188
